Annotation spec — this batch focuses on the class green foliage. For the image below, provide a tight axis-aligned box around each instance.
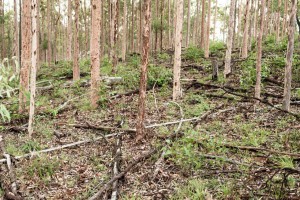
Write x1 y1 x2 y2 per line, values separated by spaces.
148 64 172 88
183 46 204 62
184 94 210 117
128 54 141 68
240 54 270 89
209 41 226 56
157 52 170 61
276 156 295 169
21 140 41 153
101 56 113 75
28 157 59 181
263 34 288 52
0 104 10 122
171 179 210 200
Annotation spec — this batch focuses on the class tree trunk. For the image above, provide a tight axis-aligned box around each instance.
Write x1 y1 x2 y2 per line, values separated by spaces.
0 0 3 60
168 0 171 48
264 0 271 35
223 0 236 77
28 0 38 137
73 0 80 81
47 0 52 65
241 0 251 58
19 0 32 113
136 0 151 142
13 0 19 63
282 0 288 37
276 0 281 42
283 0 297 111
204 0 211 58
67 0 72 60
213 0 217 41
160 0 164 51
200 0 206 49
254 0 266 101
173 0 183 100
90 0 102 108
131 0 134 52
122 0 127 61
186 0 191 47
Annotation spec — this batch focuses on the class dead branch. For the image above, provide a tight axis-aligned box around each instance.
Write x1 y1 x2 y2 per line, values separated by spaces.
0 133 120 164
111 136 122 200
89 148 158 200
223 144 300 158
3 154 17 194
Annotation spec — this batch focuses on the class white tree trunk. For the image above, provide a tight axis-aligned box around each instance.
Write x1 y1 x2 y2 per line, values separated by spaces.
172 0 183 100
224 0 236 77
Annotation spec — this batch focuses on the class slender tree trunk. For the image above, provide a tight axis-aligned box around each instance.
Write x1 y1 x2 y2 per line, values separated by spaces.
200 0 206 48
241 0 251 58
193 0 200 45
255 0 266 101
0 0 3 60
28 0 38 137
101 2 105 58
213 0 217 41
13 0 19 63
204 0 211 58
47 0 52 65
237 1 243 47
264 0 271 35
139 0 143 53
276 0 281 42
73 0 80 81
173 0 183 100
186 0 191 47
122 0 127 61
248 0 255 51
19 0 32 113
131 0 134 52
168 0 171 48
136 0 151 142
83 0 89 54
90 0 101 108
160 0 164 51
283 0 297 111
282 0 288 37
224 0 236 77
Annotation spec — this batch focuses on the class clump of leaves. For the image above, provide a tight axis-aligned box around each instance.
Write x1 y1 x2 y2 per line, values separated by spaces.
183 46 204 62
148 64 172 87
28 156 60 181
210 41 226 57
21 140 41 153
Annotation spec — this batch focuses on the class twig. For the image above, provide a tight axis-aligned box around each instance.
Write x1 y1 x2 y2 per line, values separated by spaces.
89 148 158 200
3 154 17 194
200 153 250 166
0 132 121 164
223 144 300 158
111 136 122 200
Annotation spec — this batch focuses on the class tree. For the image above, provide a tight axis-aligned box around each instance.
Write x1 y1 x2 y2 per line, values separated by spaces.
122 0 127 61
136 0 151 142
254 0 266 101
224 0 236 78
213 0 218 41
28 0 38 137
276 0 282 42
90 0 102 108
283 0 297 111
241 0 251 58
13 0 19 63
0 0 3 60
73 0 80 81
110 0 119 69
19 0 32 113
173 0 183 100
46 0 52 65
186 0 191 47
204 0 211 58
200 0 206 48
67 0 72 60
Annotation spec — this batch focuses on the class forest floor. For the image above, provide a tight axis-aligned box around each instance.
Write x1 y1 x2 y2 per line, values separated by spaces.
1 42 300 199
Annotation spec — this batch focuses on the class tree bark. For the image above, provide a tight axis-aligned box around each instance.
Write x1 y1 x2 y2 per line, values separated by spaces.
186 0 191 47
254 0 266 101
19 0 32 113
67 0 72 60
213 0 217 41
241 0 251 58
136 0 151 142
276 0 281 42
283 0 297 111
122 0 127 61
172 0 183 100
13 0 19 64
282 0 288 37
90 0 102 108
223 0 236 78
204 0 211 58
200 0 206 49
28 0 38 137
73 0 80 81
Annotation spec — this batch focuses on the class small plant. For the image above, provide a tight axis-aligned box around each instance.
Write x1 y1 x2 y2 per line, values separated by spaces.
147 64 172 87
157 52 170 61
210 41 226 57
27 156 59 181
183 46 204 62
277 156 295 169
21 140 41 153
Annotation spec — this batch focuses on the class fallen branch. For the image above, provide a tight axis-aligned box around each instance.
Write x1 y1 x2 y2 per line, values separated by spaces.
0 132 121 164
223 144 300 158
200 153 250 166
89 148 158 200
3 154 17 195
111 136 122 200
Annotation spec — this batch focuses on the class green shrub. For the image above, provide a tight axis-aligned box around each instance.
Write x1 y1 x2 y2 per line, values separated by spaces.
157 52 170 61
28 157 59 180
183 46 204 62
147 64 172 88
21 140 41 153
210 41 225 56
